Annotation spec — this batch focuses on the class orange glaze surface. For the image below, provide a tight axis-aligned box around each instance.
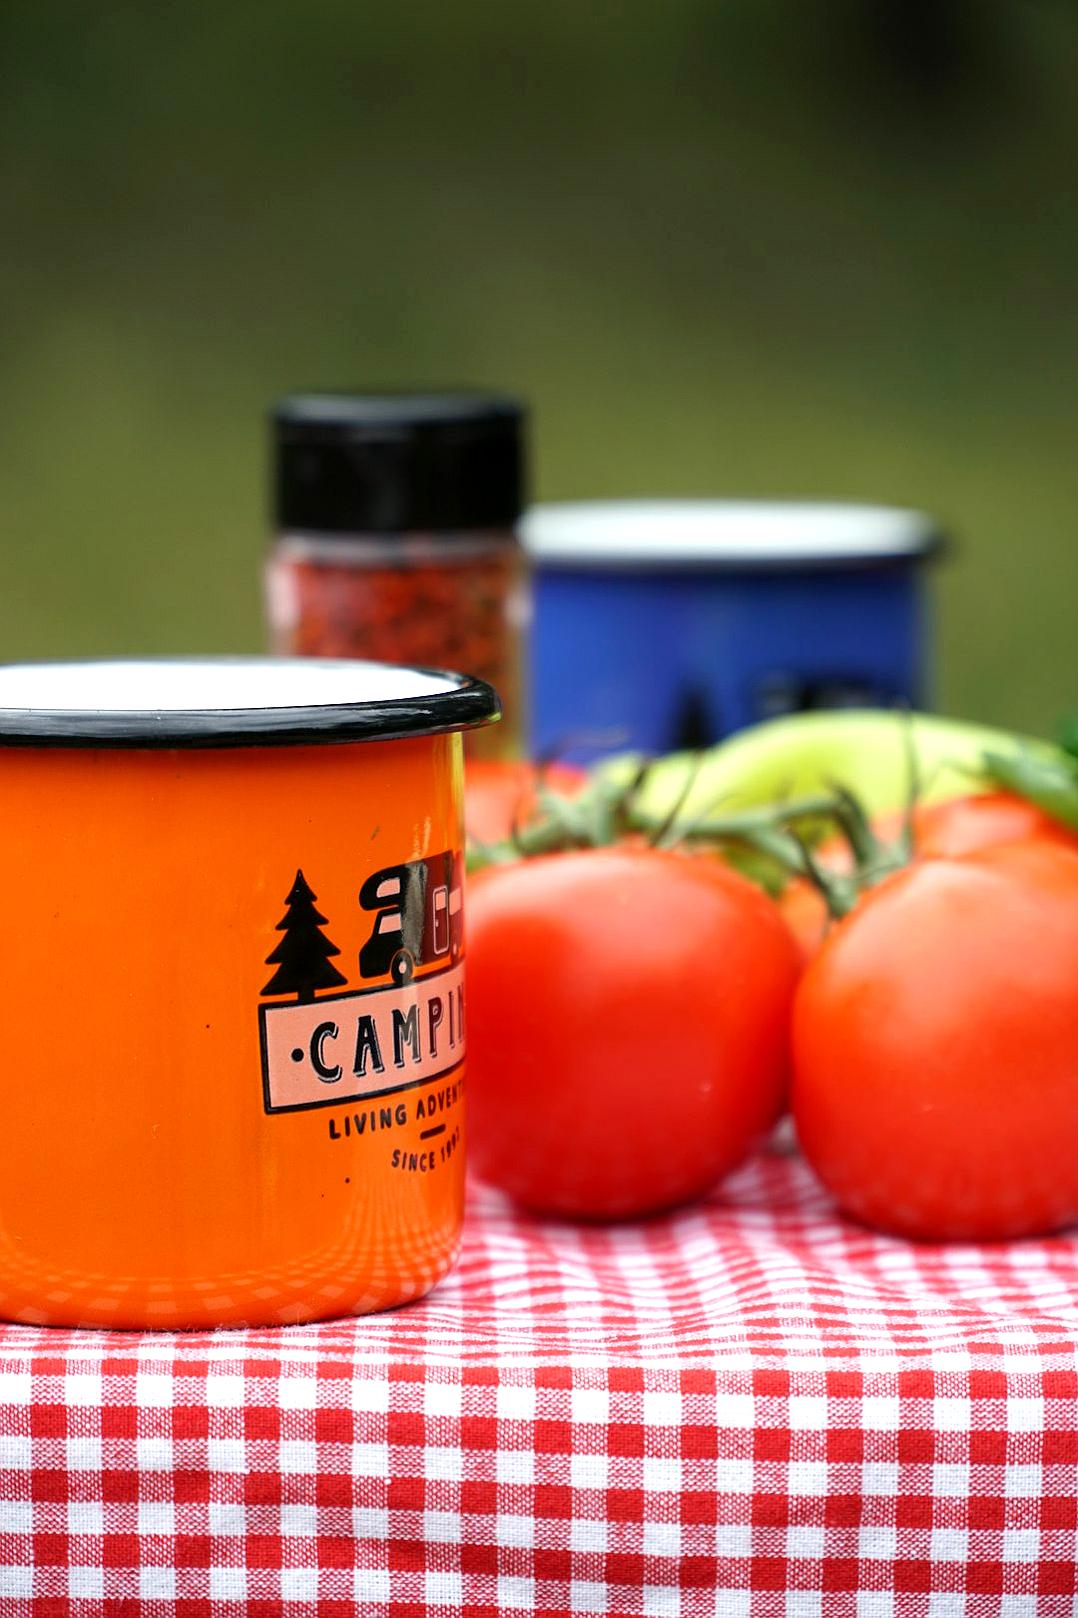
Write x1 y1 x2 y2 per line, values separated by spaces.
0 733 467 1328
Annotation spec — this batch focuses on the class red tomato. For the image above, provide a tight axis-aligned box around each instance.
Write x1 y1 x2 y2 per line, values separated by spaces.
778 792 1078 963
792 840 1078 1240
465 760 587 847
778 878 837 967
465 847 799 1219
890 791 1078 858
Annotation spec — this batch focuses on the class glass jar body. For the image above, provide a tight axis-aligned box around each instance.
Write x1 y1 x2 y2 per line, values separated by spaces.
267 531 525 758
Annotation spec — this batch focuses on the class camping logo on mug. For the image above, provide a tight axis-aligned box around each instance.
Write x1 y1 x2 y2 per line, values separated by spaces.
259 853 466 1116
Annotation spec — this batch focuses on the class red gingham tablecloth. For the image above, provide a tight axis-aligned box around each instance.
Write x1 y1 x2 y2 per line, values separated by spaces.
0 1142 1075 1617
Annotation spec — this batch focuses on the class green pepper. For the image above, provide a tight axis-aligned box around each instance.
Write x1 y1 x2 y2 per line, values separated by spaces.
597 709 1052 832
984 737 1078 833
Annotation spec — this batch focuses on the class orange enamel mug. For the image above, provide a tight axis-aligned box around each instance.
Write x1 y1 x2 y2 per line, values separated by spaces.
0 657 498 1329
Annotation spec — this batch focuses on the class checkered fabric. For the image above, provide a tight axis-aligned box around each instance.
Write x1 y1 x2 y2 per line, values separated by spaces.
0 1141 1075 1617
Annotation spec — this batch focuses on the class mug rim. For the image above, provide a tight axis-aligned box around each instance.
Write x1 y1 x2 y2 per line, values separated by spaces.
0 656 501 749
520 499 946 571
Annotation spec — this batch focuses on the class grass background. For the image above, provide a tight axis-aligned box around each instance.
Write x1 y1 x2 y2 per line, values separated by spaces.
0 1 1075 733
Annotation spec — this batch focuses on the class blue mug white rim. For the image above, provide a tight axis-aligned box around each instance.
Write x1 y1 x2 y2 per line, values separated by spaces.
519 500 944 571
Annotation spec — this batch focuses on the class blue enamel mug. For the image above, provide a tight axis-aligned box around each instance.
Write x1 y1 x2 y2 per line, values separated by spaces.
521 501 943 764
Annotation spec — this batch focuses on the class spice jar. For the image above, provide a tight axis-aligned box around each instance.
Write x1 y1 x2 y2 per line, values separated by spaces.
267 392 526 758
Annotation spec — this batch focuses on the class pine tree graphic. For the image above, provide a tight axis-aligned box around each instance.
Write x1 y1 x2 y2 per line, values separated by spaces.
262 869 348 1001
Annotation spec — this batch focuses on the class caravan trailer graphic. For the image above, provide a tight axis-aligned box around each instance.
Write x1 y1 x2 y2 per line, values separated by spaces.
358 851 464 985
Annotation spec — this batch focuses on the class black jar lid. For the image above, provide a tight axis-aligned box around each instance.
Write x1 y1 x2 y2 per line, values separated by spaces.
0 658 500 749
273 391 526 535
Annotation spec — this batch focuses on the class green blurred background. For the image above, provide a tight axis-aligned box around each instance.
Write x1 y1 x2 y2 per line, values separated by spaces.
1 1 1075 731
